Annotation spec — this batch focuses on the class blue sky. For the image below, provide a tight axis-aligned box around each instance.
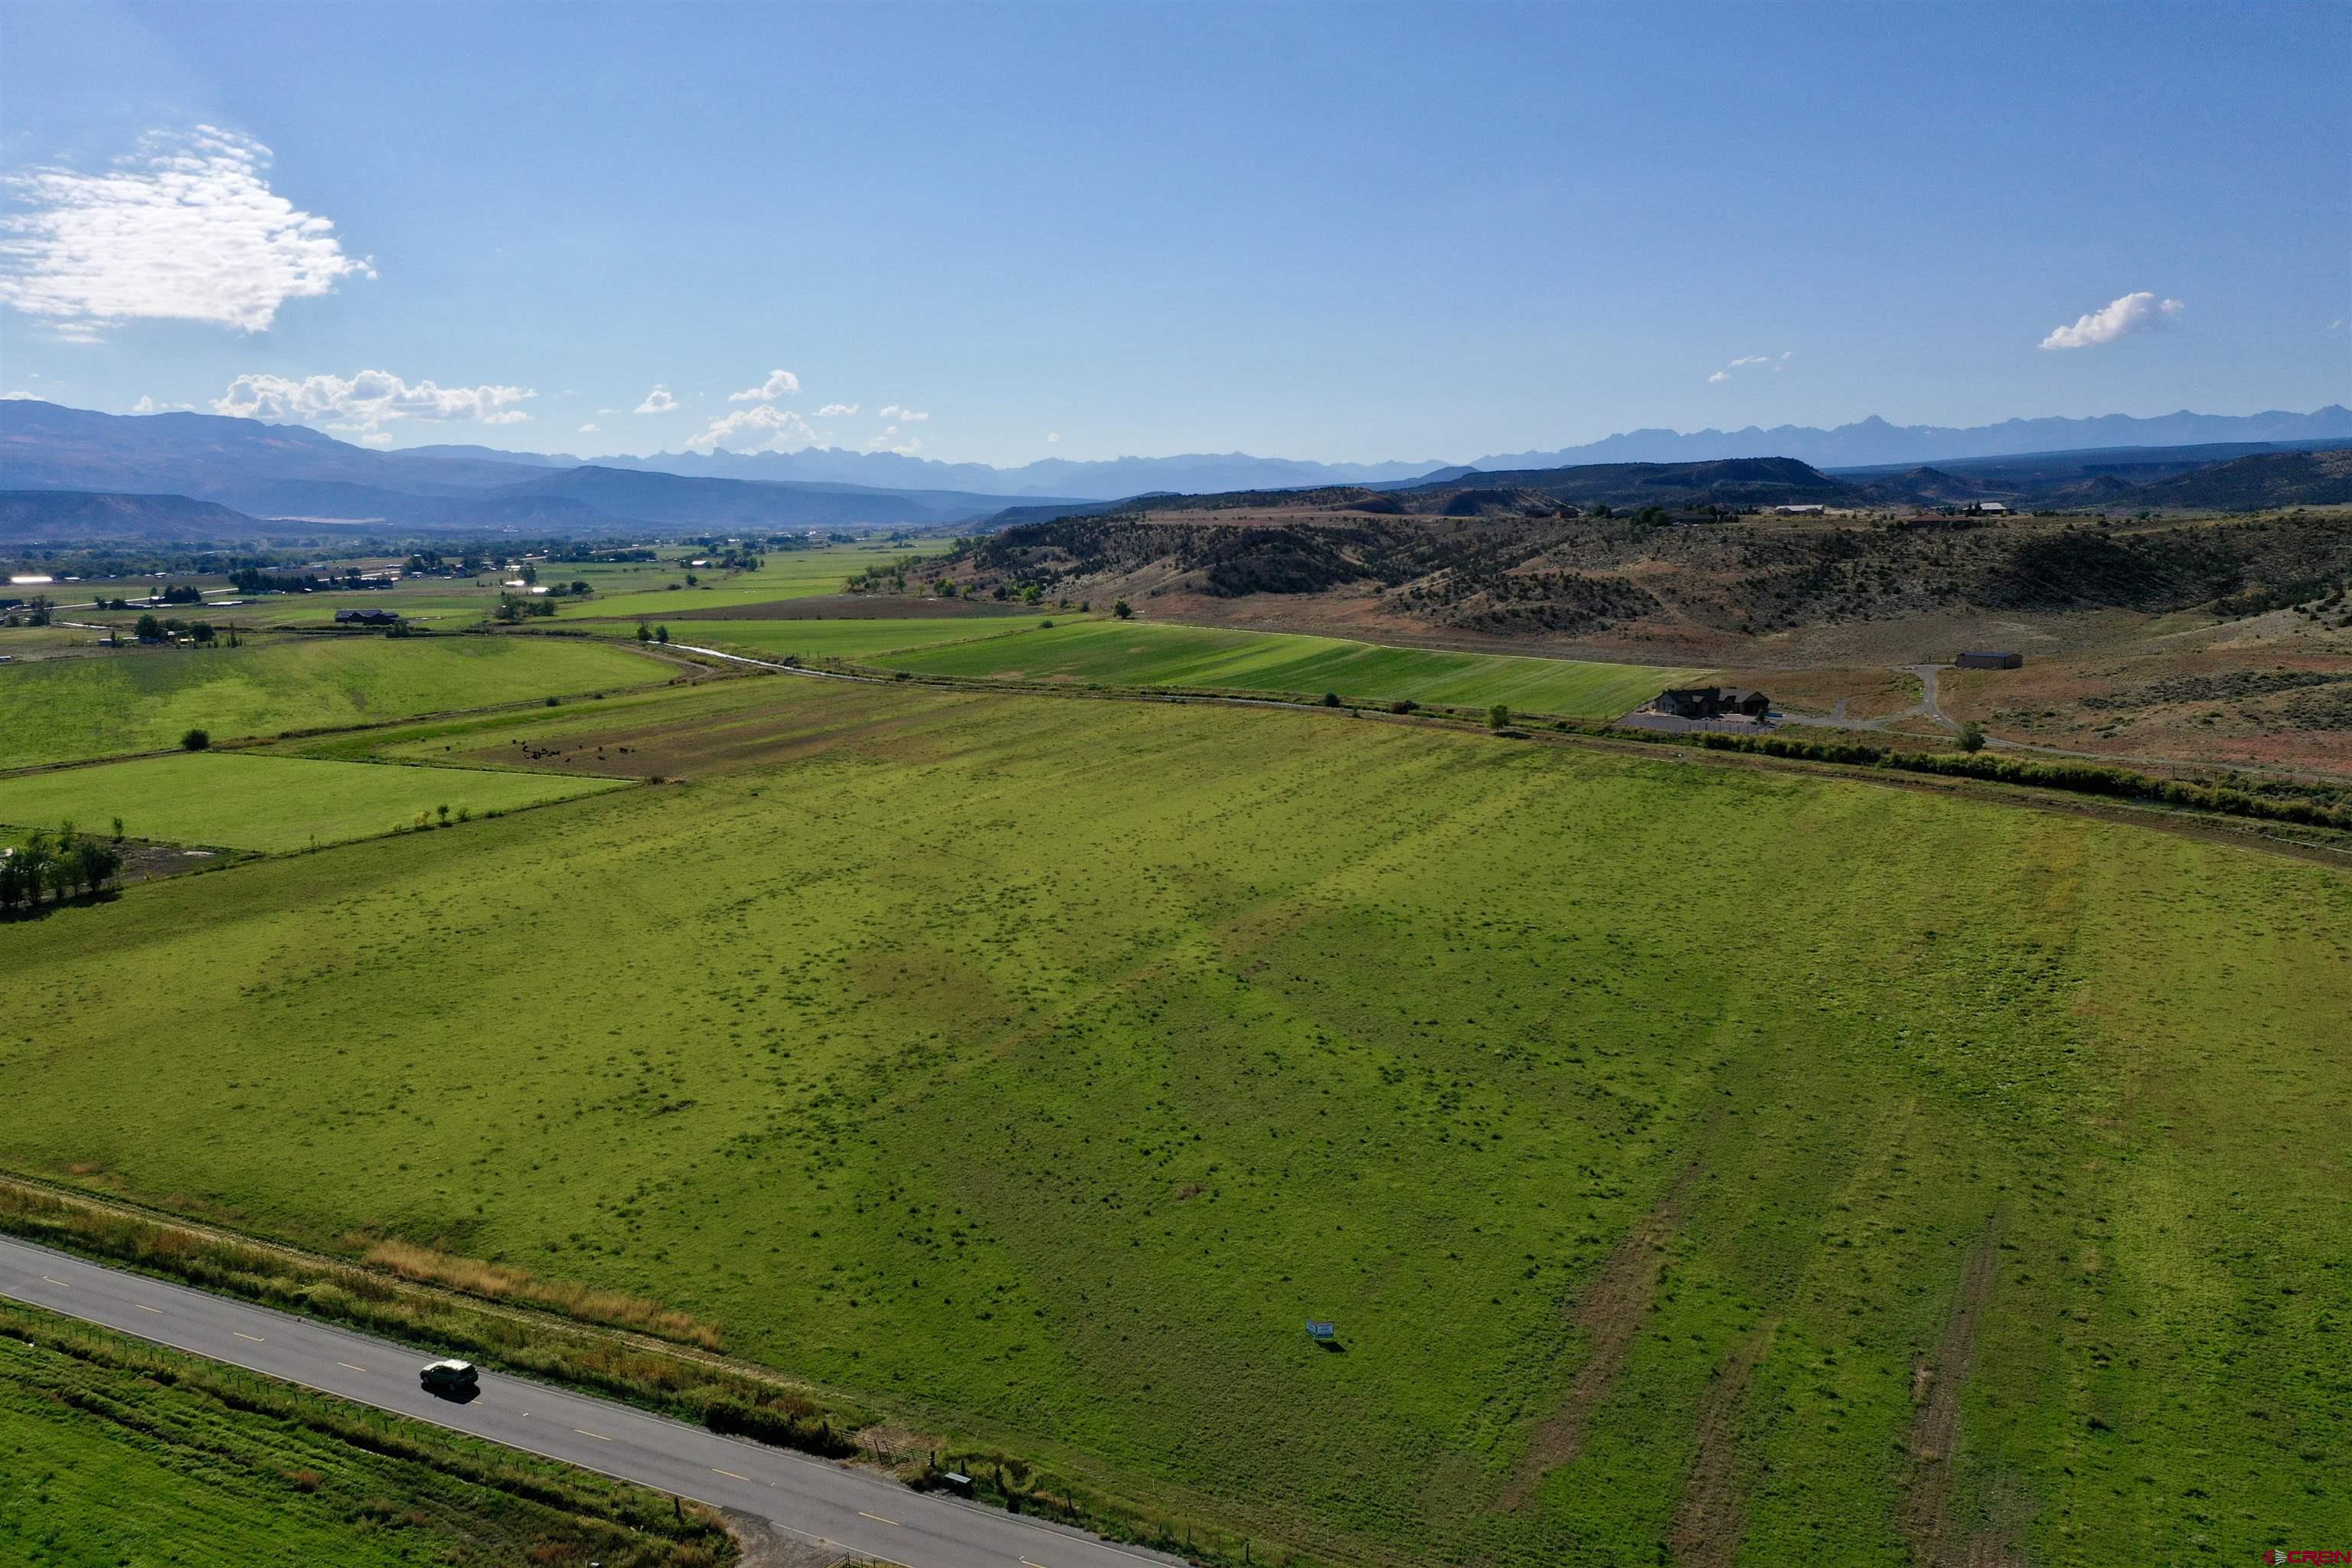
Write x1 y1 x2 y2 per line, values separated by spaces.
2 1 2345 466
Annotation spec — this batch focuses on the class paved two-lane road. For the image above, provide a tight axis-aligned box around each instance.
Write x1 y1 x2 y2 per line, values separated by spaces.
0 1235 1185 1568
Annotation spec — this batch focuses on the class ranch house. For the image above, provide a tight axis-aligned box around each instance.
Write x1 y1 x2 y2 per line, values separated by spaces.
1651 686 1770 720
1954 650 2023 670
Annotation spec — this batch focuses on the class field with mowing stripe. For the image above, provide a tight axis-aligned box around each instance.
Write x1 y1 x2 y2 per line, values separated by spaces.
1 752 632 851
0 634 665 766
583 613 1070 663
879 617 1706 715
3 674 2345 1566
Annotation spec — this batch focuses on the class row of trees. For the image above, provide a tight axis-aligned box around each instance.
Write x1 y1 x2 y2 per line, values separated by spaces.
1 825 125 913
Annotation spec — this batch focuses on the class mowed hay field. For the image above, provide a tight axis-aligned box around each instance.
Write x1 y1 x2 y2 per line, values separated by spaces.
880 617 1707 716
0 635 665 766
586 614 1069 663
2 753 632 851
3 678 2348 1565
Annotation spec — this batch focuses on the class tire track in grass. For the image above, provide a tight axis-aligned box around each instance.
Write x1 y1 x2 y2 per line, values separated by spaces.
1666 1322 1777 1567
1494 1160 1700 1510
1899 1228 2024 1568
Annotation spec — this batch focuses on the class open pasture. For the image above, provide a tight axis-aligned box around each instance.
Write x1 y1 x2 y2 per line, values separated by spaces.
575 541 953 621
587 614 1068 664
1 751 630 851
878 617 1707 715
2 674 2345 1565
0 633 664 766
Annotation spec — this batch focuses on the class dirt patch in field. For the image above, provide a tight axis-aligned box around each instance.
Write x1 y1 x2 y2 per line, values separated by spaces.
1667 1324 1776 1568
447 684 988 778
720 1508 855 1568
1496 1161 1698 1509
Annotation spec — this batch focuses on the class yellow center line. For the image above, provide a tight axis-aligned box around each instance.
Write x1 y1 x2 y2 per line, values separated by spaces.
712 1468 750 1481
858 1511 901 1527
234 1331 265 1341
135 1304 162 1314
573 1428 612 1442
337 1362 368 1373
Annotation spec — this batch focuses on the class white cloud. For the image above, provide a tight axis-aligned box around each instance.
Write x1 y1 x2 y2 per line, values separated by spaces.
354 432 394 447
877 403 930 423
1708 351 1792 385
578 422 599 433
728 368 802 403
132 394 156 413
2 390 41 400
210 369 535 430
815 402 858 417
2039 291 2183 351
688 403 818 452
0 126 372 333
1047 432 1060 443
633 384 678 414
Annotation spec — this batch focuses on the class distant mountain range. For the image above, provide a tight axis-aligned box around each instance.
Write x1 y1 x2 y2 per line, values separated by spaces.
2 397 2347 544
0 400 1077 535
411 405 2352 499
275 406 2352 501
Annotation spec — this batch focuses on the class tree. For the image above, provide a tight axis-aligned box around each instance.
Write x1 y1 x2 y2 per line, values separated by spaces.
134 613 165 643
655 625 669 645
189 622 216 644
636 621 652 643
520 563 538 585
1112 599 1133 620
1321 692 1342 707
1488 704 1511 730
1957 720 1987 753
181 727 211 752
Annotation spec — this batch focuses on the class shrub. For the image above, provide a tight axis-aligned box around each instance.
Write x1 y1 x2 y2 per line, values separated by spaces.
1488 704 1510 730
181 727 211 752
1112 599 1133 620
1957 720 1987 753
1321 691 1342 707
1391 699 1418 715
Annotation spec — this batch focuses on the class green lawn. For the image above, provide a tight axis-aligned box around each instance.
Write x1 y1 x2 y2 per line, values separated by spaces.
0 634 663 766
0 1304 730 1568
2 752 630 851
878 617 1706 715
2 675 2344 1566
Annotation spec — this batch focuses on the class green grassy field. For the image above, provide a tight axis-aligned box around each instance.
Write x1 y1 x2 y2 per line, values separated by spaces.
2 752 632 851
0 634 665 766
577 542 951 621
877 618 1706 715
2 675 2344 1566
590 613 1070 662
0 1302 730 1567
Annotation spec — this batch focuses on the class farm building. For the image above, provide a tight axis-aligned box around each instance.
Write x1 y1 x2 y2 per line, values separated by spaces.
1651 686 1770 719
1772 504 1826 515
1954 650 2023 670
334 608 403 627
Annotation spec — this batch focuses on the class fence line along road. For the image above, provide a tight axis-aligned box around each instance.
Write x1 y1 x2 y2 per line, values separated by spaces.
0 1234 1187 1568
